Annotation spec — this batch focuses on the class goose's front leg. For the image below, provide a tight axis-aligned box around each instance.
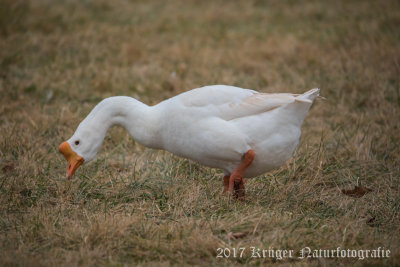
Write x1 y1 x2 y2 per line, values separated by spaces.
223 175 230 193
228 150 255 201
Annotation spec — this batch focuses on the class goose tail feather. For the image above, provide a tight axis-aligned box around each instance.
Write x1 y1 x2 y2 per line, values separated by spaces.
296 88 320 103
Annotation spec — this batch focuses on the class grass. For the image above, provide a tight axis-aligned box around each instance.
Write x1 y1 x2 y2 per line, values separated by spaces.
0 0 399 265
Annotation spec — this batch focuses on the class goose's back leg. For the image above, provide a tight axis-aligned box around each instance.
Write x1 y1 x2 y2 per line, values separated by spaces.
228 149 255 200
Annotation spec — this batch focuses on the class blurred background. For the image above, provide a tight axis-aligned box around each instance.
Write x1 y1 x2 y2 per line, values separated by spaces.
0 0 399 265
1 0 398 103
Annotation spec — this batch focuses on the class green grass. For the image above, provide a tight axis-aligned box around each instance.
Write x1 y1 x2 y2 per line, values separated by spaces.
1 0 399 265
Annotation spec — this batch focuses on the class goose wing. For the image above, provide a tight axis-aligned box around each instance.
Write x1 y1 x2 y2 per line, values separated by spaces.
177 85 302 120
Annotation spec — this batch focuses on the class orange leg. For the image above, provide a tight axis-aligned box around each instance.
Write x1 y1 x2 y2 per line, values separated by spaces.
223 175 230 193
228 150 255 201
233 176 246 199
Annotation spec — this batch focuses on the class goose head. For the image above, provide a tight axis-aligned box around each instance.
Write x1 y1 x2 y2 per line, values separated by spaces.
58 96 158 179
59 122 103 179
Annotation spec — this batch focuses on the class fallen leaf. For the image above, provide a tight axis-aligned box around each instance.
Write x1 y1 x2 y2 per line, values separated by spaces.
366 217 377 227
227 232 247 239
19 188 32 197
342 185 372 198
2 162 15 173
111 163 128 172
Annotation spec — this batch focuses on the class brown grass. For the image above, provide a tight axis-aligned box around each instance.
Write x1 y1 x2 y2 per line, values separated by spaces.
1 0 399 265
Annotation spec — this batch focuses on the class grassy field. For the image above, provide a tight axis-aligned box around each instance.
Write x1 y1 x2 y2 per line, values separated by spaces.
1 0 399 265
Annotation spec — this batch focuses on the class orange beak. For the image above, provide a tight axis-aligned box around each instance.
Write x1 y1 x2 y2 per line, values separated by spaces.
58 141 84 179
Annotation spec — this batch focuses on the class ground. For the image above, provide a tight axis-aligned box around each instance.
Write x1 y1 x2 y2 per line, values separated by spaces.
0 0 399 266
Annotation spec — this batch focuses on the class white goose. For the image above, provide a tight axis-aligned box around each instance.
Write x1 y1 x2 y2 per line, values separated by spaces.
59 85 320 199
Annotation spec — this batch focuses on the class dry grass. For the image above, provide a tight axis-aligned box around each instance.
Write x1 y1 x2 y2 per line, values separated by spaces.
1 0 399 265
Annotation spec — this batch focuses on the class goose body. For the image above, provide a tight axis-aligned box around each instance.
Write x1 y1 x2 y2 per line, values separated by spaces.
155 85 319 177
59 85 319 197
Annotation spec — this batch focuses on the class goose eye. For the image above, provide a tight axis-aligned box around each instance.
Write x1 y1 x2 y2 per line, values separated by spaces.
74 140 80 145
